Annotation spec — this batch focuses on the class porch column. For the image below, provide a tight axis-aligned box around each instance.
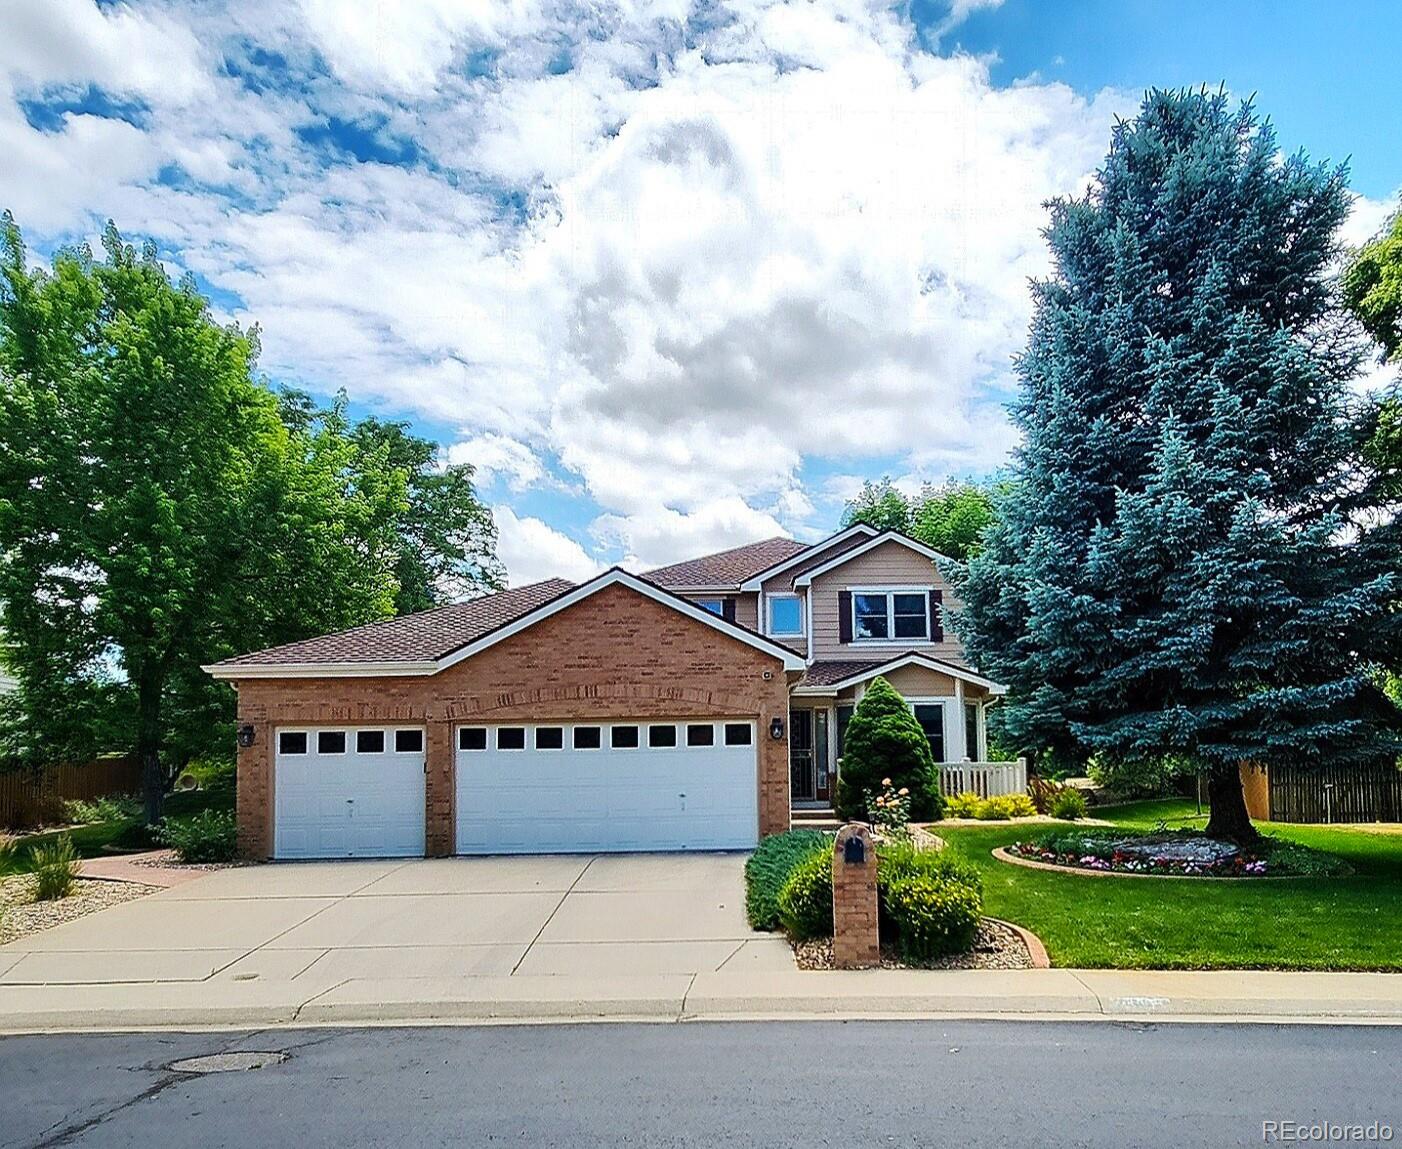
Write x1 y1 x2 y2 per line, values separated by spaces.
950 679 967 761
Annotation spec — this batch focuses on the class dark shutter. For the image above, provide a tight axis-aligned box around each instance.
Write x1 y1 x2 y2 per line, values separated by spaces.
838 590 853 644
929 589 944 643
721 597 736 623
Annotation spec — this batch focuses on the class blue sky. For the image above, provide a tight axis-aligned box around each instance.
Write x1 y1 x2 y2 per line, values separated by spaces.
1 0 1397 585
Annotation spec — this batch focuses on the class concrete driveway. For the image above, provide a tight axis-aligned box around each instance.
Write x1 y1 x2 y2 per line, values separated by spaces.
0 854 794 989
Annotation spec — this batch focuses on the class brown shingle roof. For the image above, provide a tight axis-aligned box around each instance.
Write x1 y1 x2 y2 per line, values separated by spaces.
797 660 889 688
644 537 808 589
214 579 576 667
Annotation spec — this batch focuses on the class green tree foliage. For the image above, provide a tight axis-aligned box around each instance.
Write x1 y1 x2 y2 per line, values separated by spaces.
953 90 1402 842
841 477 998 560
834 676 941 821
0 217 502 819
1344 202 1402 362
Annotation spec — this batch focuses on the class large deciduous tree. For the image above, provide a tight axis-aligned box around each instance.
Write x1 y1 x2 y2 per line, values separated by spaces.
0 217 502 821
842 478 998 561
954 90 1402 842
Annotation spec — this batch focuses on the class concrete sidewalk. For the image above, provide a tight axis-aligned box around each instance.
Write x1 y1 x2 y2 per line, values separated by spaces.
2 967 1402 1032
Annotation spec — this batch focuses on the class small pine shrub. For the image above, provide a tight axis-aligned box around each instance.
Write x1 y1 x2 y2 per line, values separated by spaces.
744 830 831 930
157 809 237 863
882 875 983 961
31 835 80 900
835 677 941 821
945 791 983 818
776 850 834 940
1049 788 1088 820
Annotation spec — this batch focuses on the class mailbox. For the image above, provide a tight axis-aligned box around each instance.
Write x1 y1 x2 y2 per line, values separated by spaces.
843 835 866 865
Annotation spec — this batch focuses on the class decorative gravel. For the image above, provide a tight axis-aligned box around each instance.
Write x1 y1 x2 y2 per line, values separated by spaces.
128 850 247 872
0 875 160 947
794 919 1035 971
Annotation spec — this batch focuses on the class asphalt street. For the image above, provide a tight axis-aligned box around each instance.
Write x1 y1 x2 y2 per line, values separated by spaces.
2 1020 1398 1148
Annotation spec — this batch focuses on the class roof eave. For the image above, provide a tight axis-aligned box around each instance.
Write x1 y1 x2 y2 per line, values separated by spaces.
203 660 439 680
738 523 878 591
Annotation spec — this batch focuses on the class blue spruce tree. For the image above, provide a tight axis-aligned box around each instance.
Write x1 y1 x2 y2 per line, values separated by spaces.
955 89 1402 841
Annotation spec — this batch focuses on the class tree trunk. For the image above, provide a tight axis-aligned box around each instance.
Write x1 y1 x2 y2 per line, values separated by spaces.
1204 765 1259 845
136 671 164 826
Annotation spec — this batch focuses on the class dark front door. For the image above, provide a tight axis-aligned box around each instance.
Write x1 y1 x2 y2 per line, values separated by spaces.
790 710 832 805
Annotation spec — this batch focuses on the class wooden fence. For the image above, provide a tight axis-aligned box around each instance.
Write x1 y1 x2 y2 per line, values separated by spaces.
1268 762 1402 824
939 758 1029 800
0 756 142 829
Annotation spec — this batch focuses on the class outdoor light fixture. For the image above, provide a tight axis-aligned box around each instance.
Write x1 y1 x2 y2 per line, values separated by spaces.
769 717 784 741
843 836 866 865
236 724 256 749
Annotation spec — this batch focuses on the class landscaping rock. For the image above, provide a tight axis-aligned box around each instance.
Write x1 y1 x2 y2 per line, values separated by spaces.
0 875 160 947
1110 836 1240 866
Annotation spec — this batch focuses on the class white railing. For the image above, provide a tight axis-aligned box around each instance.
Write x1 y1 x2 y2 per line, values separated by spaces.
940 758 1028 799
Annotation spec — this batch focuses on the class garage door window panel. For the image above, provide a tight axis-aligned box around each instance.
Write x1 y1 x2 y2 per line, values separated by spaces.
573 726 602 750
279 731 308 755
648 724 678 748
724 723 753 746
535 726 565 750
395 729 423 753
686 724 715 747
318 731 347 754
356 730 385 754
459 728 487 751
497 727 527 751
611 725 640 749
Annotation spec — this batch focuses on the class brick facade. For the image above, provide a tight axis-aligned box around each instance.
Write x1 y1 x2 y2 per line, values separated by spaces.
832 823 880 968
230 582 792 859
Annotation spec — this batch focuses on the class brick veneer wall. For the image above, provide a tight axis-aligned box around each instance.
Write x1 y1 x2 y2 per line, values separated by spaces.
229 582 792 859
832 823 879 968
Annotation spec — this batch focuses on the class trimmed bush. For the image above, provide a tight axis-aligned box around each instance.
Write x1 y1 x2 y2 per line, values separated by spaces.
776 849 834 940
157 808 237 863
976 793 1037 820
835 677 942 821
882 875 982 962
744 829 831 930
31 835 80 900
1049 788 1088 820
945 791 983 818
877 838 982 896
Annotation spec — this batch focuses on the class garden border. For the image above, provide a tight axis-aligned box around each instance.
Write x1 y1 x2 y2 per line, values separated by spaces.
986 916 1050 968
991 846 1337 881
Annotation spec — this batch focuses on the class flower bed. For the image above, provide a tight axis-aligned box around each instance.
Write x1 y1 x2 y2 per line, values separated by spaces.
1002 828 1350 878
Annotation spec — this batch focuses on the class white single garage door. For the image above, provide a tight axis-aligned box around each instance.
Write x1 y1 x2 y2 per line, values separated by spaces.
455 720 758 854
274 727 426 859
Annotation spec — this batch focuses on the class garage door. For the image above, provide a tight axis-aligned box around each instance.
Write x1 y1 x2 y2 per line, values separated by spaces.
274 727 426 859
455 720 758 854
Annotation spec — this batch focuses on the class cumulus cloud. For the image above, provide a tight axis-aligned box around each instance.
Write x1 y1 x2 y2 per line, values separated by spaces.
0 0 1140 569
493 506 603 585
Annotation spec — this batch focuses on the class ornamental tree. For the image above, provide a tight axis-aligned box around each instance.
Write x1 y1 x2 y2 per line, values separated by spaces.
954 90 1402 843
835 676 942 821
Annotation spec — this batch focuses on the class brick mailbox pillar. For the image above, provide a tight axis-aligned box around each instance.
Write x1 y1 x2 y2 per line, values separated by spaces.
832 823 879 969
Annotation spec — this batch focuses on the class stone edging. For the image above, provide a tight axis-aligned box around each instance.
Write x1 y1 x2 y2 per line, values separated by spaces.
986 916 1050 968
990 846 1321 881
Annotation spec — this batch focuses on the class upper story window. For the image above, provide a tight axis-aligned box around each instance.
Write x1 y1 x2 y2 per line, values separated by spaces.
767 593 804 636
696 598 726 615
852 590 930 641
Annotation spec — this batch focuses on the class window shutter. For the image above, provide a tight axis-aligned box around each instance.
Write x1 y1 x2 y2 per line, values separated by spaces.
721 597 736 623
929 589 944 643
838 590 853 643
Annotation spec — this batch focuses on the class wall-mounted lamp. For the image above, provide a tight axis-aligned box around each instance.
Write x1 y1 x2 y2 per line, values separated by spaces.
236 724 256 749
769 717 785 741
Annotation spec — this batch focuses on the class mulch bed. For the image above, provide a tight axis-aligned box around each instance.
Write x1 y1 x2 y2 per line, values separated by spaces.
0 874 161 947
793 919 1036 971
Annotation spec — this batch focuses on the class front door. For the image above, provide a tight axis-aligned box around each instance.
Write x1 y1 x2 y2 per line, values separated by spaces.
790 710 815 803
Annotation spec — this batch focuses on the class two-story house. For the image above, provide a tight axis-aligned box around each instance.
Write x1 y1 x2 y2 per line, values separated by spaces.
207 525 1008 860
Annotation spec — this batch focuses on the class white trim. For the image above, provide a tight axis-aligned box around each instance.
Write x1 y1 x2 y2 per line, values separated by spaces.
847 585 933 644
738 524 878 591
208 568 805 678
766 592 805 637
792 530 954 587
907 697 952 763
812 653 1007 695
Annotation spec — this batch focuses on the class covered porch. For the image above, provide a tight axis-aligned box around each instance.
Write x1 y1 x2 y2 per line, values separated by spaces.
787 654 1023 822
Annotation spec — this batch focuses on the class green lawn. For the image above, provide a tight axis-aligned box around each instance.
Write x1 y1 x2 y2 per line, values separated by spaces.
939 799 1402 971
1 786 232 877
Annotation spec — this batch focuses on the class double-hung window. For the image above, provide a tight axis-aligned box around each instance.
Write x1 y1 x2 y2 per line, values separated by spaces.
852 590 930 641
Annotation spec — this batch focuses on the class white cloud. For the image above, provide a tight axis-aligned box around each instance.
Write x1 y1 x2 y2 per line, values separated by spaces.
0 0 1139 569
493 506 603 585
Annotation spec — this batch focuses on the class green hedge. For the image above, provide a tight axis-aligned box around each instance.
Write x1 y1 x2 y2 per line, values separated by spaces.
744 829 831 930
776 850 834 940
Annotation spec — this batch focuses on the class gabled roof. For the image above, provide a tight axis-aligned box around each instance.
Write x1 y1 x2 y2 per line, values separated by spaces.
206 569 806 679
793 653 1006 695
791 529 954 587
644 536 808 590
738 523 878 591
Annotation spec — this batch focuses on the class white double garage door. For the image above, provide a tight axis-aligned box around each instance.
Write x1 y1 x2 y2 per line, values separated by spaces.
273 719 759 859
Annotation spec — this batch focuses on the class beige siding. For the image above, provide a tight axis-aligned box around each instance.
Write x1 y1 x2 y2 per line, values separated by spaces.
759 533 868 597
810 540 969 663
882 665 957 697
673 591 759 631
